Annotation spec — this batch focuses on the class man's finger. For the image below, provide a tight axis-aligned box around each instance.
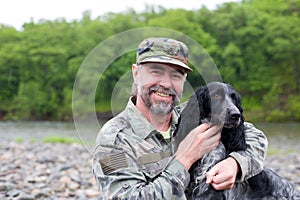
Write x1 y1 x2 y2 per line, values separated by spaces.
206 173 214 184
206 167 218 184
211 172 230 184
211 181 234 190
204 124 222 137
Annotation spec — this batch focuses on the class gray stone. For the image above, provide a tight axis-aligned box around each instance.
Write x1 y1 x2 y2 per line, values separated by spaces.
7 189 21 197
1 141 298 199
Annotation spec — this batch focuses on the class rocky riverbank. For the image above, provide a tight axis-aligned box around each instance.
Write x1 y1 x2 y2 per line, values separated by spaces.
0 141 299 199
0 142 99 200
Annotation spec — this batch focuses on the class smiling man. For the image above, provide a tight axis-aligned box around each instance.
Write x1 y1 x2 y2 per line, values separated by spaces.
133 62 186 131
93 37 268 199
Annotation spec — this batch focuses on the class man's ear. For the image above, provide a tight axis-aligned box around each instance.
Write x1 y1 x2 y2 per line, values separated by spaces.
132 64 139 81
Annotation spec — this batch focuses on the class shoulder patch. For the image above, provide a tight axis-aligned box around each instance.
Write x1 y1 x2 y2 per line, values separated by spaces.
99 152 129 175
138 151 171 165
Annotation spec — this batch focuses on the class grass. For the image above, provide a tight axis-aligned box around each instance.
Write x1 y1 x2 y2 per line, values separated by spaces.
13 135 80 144
267 146 297 156
42 135 80 144
14 137 24 143
11 135 93 146
266 146 281 156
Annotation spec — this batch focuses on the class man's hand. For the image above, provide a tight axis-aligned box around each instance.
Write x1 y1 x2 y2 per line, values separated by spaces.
175 123 221 170
206 157 239 190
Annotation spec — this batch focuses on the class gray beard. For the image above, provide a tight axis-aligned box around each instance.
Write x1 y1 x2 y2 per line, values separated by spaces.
140 92 175 116
138 84 180 116
150 101 175 116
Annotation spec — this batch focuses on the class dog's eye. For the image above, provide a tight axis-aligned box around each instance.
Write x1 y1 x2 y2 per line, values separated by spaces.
212 94 222 99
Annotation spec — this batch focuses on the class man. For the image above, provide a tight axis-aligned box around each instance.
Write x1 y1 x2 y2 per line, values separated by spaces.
93 37 268 199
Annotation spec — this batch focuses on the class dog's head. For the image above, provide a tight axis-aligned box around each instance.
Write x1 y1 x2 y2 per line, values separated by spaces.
174 81 246 152
195 82 244 128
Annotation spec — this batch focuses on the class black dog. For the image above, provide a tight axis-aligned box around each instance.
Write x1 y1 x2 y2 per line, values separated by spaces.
174 82 300 200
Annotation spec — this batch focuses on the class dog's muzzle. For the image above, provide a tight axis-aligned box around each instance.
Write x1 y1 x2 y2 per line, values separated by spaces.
224 107 241 128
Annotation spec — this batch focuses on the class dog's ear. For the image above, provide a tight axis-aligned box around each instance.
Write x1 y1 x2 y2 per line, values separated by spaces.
235 91 243 113
232 88 245 124
227 84 245 120
195 85 211 124
222 84 247 152
173 91 201 150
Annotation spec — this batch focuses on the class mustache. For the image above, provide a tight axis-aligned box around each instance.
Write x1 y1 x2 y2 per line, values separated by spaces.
149 85 181 103
149 85 176 95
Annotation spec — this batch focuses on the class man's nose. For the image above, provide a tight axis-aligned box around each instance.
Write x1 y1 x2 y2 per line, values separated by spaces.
159 74 172 88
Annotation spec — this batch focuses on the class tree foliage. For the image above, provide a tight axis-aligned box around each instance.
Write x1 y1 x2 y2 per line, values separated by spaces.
0 0 300 122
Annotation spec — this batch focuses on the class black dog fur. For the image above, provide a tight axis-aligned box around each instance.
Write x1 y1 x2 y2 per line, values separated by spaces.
174 82 300 200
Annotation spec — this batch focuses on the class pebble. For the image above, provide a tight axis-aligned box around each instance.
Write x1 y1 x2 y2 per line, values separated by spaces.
0 141 299 199
0 142 99 200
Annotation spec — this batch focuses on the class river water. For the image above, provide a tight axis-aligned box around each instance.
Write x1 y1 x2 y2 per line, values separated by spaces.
0 121 299 153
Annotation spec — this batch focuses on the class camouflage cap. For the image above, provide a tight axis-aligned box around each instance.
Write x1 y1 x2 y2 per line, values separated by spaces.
136 37 192 71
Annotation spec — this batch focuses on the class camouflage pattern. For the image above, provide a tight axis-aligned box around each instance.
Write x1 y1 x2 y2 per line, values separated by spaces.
93 98 268 199
93 98 190 199
229 122 268 181
136 37 192 71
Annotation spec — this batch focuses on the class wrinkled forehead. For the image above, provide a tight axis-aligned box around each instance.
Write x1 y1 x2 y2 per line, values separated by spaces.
141 62 187 75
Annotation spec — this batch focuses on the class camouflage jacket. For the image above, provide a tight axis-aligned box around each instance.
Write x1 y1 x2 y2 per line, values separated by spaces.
93 98 268 199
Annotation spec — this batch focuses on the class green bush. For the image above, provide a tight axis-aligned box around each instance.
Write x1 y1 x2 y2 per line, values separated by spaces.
265 109 289 122
286 95 300 120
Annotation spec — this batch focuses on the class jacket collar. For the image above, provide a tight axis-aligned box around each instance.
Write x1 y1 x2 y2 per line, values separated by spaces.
126 97 179 139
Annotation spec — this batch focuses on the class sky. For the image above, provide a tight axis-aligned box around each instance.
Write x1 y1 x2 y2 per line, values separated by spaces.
0 0 240 30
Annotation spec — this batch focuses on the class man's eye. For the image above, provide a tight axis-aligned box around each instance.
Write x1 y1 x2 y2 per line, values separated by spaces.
171 73 182 79
151 70 162 75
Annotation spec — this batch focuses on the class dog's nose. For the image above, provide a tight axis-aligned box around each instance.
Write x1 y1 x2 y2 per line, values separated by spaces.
227 108 241 120
230 113 241 120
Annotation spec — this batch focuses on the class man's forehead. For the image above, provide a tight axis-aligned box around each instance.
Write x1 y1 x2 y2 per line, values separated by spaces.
142 62 186 73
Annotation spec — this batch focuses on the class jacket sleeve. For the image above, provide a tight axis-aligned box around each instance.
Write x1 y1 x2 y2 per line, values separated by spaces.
93 134 190 200
229 122 268 181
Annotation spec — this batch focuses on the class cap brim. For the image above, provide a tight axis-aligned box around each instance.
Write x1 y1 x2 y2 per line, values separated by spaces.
140 57 193 72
